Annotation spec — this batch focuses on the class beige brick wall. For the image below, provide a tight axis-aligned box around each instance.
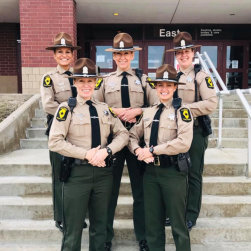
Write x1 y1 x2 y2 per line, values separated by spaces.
22 67 54 94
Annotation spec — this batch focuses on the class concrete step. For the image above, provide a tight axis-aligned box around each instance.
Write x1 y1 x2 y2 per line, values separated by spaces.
220 101 247 109
35 108 46 118
1 176 250 197
211 118 247 128
223 94 251 102
31 118 46 128
1 218 251 245
0 149 247 177
1 195 251 219
211 109 248 118
212 128 247 138
20 138 48 149
26 128 47 138
1 242 251 251
208 138 248 148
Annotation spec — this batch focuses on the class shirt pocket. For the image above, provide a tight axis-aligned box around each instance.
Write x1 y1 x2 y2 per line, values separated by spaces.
70 115 91 137
54 81 71 94
129 84 144 107
159 119 177 141
101 115 112 139
179 82 195 103
105 84 121 107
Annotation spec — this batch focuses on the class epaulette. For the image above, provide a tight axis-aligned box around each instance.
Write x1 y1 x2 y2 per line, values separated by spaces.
95 78 103 90
108 107 117 118
43 75 53 88
146 77 155 89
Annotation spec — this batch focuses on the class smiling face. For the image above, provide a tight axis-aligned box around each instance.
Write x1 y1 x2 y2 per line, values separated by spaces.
155 81 177 103
113 51 134 71
74 77 96 100
53 47 73 70
175 48 194 71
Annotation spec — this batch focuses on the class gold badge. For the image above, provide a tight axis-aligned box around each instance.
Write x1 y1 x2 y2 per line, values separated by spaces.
56 107 69 122
147 77 155 89
205 77 214 89
43 75 52 88
180 108 192 122
95 78 103 90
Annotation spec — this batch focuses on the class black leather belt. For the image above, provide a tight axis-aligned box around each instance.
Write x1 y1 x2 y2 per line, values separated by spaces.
122 121 134 130
152 155 177 167
74 159 89 165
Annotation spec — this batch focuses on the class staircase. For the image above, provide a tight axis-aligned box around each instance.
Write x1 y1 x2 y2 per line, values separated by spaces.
0 96 251 250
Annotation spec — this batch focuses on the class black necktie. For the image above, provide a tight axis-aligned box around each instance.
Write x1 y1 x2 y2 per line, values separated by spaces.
121 72 131 108
86 100 101 148
64 71 77 97
149 103 164 147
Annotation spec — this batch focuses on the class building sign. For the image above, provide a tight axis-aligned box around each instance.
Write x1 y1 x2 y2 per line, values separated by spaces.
200 28 223 37
159 29 180 38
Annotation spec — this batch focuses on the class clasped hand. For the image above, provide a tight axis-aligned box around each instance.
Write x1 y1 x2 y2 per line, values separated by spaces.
113 107 142 123
135 147 154 164
85 146 108 167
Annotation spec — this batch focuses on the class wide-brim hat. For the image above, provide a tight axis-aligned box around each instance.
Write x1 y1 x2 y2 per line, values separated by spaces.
66 58 102 79
166 31 201 52
46 32 81 50
146 64 185 86
106 33 142 52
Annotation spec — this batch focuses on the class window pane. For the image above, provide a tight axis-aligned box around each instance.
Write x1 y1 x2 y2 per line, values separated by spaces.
201 46 218 68
131 47 139 69
226 46 243 69
96 46 113 69
148 46 165 69
226 72 243 89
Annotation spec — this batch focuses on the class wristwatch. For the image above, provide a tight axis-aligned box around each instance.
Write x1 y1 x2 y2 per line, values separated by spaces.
149 146 154 154
106 147 112 156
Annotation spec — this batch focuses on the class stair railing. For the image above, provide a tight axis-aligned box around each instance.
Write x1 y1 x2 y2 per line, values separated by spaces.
196 51 251 177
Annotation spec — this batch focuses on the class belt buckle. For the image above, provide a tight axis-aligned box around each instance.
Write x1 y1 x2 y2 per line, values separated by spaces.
154 156 160 166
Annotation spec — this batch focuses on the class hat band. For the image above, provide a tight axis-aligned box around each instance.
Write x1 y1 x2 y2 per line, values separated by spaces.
73 74 97 77
173 44 194 50
113 46 134 50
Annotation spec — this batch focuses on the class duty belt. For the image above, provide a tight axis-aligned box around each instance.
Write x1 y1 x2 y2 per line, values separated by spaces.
122 121 135 130
152 155 177 167
75 159 89 165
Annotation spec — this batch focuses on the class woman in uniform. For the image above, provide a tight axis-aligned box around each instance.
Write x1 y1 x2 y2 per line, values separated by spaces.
48 58 129 251
40 32 81 231
166 31 218 230
129 64 193 251
94 32 158 251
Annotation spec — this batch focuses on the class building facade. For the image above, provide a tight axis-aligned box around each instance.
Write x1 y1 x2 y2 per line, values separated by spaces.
0 0 251 94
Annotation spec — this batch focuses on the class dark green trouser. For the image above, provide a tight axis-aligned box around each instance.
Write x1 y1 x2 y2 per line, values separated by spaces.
106 147 146 242
61 164 113 251
49 150 63 222
186 124 208 224
144 164 190 251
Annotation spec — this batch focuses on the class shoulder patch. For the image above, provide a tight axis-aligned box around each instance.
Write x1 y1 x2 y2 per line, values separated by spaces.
136 113 143 124
180 108 192 123
147 77 155 89
109 107 117 118
43 75 53 88
205 77 214 89
95 78 103 90
56 107 69 122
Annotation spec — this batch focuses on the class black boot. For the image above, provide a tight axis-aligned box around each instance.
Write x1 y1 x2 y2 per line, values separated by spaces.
139 239 149 251
165 217 171 226
187 220 196 231
104 241 112 251
55 221 63 232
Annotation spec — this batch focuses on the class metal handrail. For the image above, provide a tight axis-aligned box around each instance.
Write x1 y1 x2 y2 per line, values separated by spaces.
196 51 251 177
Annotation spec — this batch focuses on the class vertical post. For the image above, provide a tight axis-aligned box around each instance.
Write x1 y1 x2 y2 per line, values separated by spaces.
248 117 251 177
217 95 223 148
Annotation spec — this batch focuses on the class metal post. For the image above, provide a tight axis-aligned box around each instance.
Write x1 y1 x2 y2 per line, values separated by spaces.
217 95 223 148
248 117 251 178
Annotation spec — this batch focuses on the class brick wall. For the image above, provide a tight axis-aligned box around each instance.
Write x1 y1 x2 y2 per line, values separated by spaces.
0 24 19 76
19 0 77 93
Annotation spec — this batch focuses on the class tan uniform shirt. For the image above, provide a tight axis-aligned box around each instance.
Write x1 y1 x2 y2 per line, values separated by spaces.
40 65 73 115
178 65 218 118
93 68 158 108
129 99 193 156
48 96 129 160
